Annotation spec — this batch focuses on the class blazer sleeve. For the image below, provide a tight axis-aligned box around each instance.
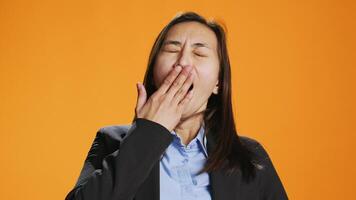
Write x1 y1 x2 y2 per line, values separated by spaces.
65 118 174 200
255 142 289 200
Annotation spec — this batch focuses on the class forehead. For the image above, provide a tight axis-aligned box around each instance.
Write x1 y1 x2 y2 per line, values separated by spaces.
164 21 218 49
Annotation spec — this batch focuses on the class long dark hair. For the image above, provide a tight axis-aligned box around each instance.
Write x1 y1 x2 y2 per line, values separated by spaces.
132 11 257 183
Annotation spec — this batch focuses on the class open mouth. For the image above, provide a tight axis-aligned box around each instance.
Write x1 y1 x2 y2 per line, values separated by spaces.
188 84 194 92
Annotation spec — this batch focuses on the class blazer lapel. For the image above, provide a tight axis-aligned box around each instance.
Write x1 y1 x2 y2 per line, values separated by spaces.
134 161 160 200
207 132 240 200
135 129 240 200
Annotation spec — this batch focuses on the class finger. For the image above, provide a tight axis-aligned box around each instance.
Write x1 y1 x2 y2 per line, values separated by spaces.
156 65 182 95
135 82 147 115
177 87 194 110
165 66 192 101
171 72 194 105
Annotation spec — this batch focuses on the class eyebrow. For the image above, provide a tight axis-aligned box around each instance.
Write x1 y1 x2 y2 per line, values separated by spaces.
163 40 211 49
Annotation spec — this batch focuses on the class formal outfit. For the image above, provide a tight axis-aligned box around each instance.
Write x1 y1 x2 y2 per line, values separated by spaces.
160 122 211 200
65 118 288 200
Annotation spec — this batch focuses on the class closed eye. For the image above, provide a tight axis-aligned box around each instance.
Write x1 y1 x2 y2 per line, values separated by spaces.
162 48 179 53
163 49 207 57
194 52 207 57
165 50 179 53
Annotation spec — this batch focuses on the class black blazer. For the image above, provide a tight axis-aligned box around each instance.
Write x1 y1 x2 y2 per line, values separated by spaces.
65 118 288 200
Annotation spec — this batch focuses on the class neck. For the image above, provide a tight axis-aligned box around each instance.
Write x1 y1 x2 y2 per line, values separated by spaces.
173 108 206 146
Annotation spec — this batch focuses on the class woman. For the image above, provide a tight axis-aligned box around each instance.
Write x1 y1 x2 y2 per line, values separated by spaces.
65 12 288 200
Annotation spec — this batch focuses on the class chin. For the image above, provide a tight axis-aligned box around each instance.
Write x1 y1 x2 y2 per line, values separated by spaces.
180 104 194 118
180 103 203 120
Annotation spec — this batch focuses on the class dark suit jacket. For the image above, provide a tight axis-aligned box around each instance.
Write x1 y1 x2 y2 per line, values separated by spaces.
65 118 288 200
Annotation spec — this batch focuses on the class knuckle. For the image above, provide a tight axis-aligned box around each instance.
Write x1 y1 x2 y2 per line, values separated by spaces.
173 80 180 86
177 102 184 108
150 94 158 102
164 78 172 85
152 94 164 103
179 78 185 85
178 88 185 95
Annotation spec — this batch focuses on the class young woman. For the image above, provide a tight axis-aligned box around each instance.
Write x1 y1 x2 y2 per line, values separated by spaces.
65 12 288 200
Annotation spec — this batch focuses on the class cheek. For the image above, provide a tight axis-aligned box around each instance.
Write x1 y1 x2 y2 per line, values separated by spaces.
194 62 219 96
153 55 174 88
198 62 219 84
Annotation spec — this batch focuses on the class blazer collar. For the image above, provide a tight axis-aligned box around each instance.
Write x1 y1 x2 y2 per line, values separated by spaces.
135 128 240 200
206 131 241 200
169 122 208 157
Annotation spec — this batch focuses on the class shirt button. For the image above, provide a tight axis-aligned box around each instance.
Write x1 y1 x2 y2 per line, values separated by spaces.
183 159 188 164
192 179 197 185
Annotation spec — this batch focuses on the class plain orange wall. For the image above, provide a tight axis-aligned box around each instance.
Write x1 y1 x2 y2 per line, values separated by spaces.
0 0 355 199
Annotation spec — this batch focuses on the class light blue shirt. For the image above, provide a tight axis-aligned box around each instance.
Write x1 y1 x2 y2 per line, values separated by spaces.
159 123 212 200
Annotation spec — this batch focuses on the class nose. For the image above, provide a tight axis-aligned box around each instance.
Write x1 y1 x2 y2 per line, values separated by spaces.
174 48 193 69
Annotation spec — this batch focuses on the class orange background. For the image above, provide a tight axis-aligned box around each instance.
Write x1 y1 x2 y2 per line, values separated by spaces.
0 0 355 199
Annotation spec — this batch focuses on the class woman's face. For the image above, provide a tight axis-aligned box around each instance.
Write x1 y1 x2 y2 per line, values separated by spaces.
153 21 220 117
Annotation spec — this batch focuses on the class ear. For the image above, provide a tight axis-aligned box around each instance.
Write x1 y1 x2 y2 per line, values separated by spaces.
212 80 219 95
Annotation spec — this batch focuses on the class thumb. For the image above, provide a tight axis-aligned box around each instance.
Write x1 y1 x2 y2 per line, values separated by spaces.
135 82 147 114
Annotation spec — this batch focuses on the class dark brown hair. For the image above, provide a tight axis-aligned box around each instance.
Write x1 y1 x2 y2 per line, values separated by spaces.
132 11 257 183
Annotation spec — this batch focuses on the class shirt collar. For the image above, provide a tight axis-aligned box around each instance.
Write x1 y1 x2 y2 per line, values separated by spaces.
170 122 208 157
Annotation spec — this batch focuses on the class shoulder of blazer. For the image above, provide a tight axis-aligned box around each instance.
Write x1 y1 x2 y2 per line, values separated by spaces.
96 126 269 158
98 124 133 142
95 124 133 155
96 125 270 169
237 136 289 199
238 135 271 170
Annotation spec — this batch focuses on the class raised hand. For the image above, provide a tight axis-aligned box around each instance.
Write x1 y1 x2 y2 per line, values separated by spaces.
135 65 195 132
